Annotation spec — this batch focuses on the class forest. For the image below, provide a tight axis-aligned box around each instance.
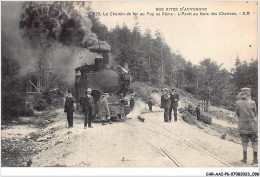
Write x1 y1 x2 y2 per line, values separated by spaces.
87 8 258 110
1 2 258 120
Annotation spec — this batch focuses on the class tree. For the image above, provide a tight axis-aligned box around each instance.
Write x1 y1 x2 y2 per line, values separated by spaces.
231 58 258 106
1 40 28 119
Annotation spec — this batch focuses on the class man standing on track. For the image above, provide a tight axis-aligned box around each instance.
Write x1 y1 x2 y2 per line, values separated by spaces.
169 89 180 122
161 88 171 123
235 88 258 164
64 90 75 128
81 88 95 129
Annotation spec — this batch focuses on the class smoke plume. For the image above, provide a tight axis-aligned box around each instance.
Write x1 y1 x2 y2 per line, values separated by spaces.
2 2 39 75
2 1 110 84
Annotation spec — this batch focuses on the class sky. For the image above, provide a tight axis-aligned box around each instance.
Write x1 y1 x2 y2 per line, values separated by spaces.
91 1 258 71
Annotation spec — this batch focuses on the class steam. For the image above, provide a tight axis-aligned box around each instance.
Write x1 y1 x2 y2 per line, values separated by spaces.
46 43 102 83
2 1 110 84
150 92 161 106
127 99 147 119
2 2 39 75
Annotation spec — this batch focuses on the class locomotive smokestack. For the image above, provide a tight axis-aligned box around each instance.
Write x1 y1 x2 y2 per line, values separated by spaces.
98 39 101 50
101 50 111 68
87 41 111 68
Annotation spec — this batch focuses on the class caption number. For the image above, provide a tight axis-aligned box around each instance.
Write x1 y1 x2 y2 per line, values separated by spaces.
90 12 101 16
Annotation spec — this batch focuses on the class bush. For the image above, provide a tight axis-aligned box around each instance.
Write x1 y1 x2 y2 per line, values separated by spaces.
25 104 34 116
182 84 197 95
33 95 48 111
42 89 65 107
2 92 28 118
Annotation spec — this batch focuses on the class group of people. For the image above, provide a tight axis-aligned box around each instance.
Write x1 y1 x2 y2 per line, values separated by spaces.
160 87 258 165
65 86 258 164
64 88 135 129
160 88 180 122
64 88 95 129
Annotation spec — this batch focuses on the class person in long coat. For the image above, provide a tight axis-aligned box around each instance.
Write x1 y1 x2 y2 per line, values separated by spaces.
169 89 180 122
195 105 201 121
235 88 258 164
64 90 75 128
81 88 95 129
148 96 153 112
101 93 113 124
161 88 171 122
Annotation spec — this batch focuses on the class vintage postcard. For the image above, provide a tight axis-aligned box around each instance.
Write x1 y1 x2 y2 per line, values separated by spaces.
1 1 259 176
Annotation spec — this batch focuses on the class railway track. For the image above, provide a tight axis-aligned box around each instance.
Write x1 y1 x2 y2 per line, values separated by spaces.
121 114 231 167
112 122 181 166
144 116 231 167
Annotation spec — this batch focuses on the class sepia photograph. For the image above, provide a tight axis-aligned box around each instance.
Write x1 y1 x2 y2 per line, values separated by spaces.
1 0 259 176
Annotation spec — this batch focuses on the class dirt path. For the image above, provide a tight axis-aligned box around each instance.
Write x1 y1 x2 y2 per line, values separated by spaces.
31 112 175 167
2 108 257 167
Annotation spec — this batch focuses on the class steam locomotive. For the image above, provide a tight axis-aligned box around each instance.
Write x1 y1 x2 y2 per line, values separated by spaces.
74 48 131 120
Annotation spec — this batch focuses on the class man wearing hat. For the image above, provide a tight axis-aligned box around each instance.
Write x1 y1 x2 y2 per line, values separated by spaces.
235 88 258 164
161 88 171 122
169 89 180 122
148 96 154 112
81 88 95 129
64 90 75 128
101 93 113 124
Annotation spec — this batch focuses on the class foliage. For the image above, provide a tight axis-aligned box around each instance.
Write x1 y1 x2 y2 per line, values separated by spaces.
33 95 48 111
87 9 257 110
42 89 65 106
1 43 32 120
2 3 257 120
231 57 258 105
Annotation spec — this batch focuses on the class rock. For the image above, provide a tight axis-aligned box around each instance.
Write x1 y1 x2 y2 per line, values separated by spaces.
200 113 212 125
138 115 145 122
220 134 226 139
181 111 203 129
36 137 48 142
54 140 63 145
